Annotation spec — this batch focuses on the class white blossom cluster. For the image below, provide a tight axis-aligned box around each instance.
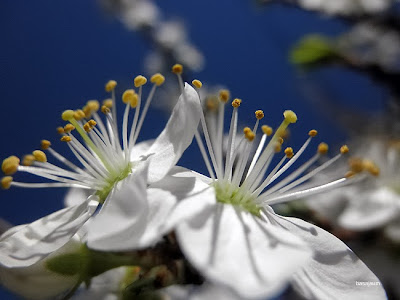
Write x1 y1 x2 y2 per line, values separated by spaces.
297 0 396 16
307 136 400 242
0 71 387 300
101 0 204 74
338 21 400 72
262 0 398 16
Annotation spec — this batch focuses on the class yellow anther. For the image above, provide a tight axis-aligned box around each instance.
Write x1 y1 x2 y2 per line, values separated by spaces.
3 156 19 165
83 105 92 118
308 129 318 137
363 160 380 176
261 125 273 136
130 94 139 108
22 154 35 166
345 171 356 179
134 75 147 88
87 100 100 112
255 110 264 120
61 136 72 142
105 80 117 92
41 140 51 150
340 145 349 154
275 144 282 153
318 142 329 155
33 150 47 163
362 159 375 170
73 109 86 121
122 90 139 108
219 90 230 102
172 64 183 74
243 127 252 134
192 79 203 89
206 97 218 111
245 131 255 142
64 124 75 133
232 98 242 108
83 122 91 133
62 110 75 121
150 73 165 86
1 176 12 190
73 111 84 121
101 105 111 114
348 157 364 173
284 147 294 158
390 140 400 150
2 156 20 175
122 89 136 104
88 119 97 127
103 99 113 108
369 166 380 176
278 137 284 145
57 127 65 135
283 110 297 123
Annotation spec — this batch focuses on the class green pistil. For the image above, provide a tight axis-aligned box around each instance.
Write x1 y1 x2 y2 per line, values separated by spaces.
213 183 261 216
96 162 133 203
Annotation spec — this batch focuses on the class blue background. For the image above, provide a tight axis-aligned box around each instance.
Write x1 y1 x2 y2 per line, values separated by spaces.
0 0 387 298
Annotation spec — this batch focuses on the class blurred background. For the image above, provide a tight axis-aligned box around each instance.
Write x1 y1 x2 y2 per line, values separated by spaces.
0 0 397 299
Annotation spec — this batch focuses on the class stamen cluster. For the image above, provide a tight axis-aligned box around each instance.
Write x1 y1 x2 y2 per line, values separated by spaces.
188 82 378 215
1 73 165 202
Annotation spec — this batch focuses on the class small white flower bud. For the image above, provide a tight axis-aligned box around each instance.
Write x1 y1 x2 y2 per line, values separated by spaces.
0 234 82 300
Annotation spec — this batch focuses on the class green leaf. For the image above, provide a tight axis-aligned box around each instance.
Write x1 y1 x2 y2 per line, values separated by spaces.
290 34 338 67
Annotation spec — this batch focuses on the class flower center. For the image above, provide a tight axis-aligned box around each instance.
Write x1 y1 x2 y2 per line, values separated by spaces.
213 181 260 216
96 161 133 203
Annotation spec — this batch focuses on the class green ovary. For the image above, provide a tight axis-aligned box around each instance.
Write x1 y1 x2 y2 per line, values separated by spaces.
213 182 261 216
96 162 133 203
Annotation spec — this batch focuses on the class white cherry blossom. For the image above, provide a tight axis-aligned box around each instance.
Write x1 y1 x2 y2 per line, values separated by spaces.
308 137 400 242
169 86 386 299
0 76 202 270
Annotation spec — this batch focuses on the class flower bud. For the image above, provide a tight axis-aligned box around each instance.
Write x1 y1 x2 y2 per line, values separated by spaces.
0 232 83 300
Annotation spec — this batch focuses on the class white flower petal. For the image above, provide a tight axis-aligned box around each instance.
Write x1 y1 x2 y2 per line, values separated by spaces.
121 186 178 248
306 188 351 222
71 267 126 300
146 167 215 236
181 167 214 185
89 167 214 250
384 218 400 242
162 285 192 300
87 162 149 251
64 188 90 207
187 283 242 300
338 187 400 231
130 139 154 162
0 235 82 300
0 200 97 268
146 83 202 183
0 225 26 240
163 282 242 300
270 214 387 300
176 204 312 299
